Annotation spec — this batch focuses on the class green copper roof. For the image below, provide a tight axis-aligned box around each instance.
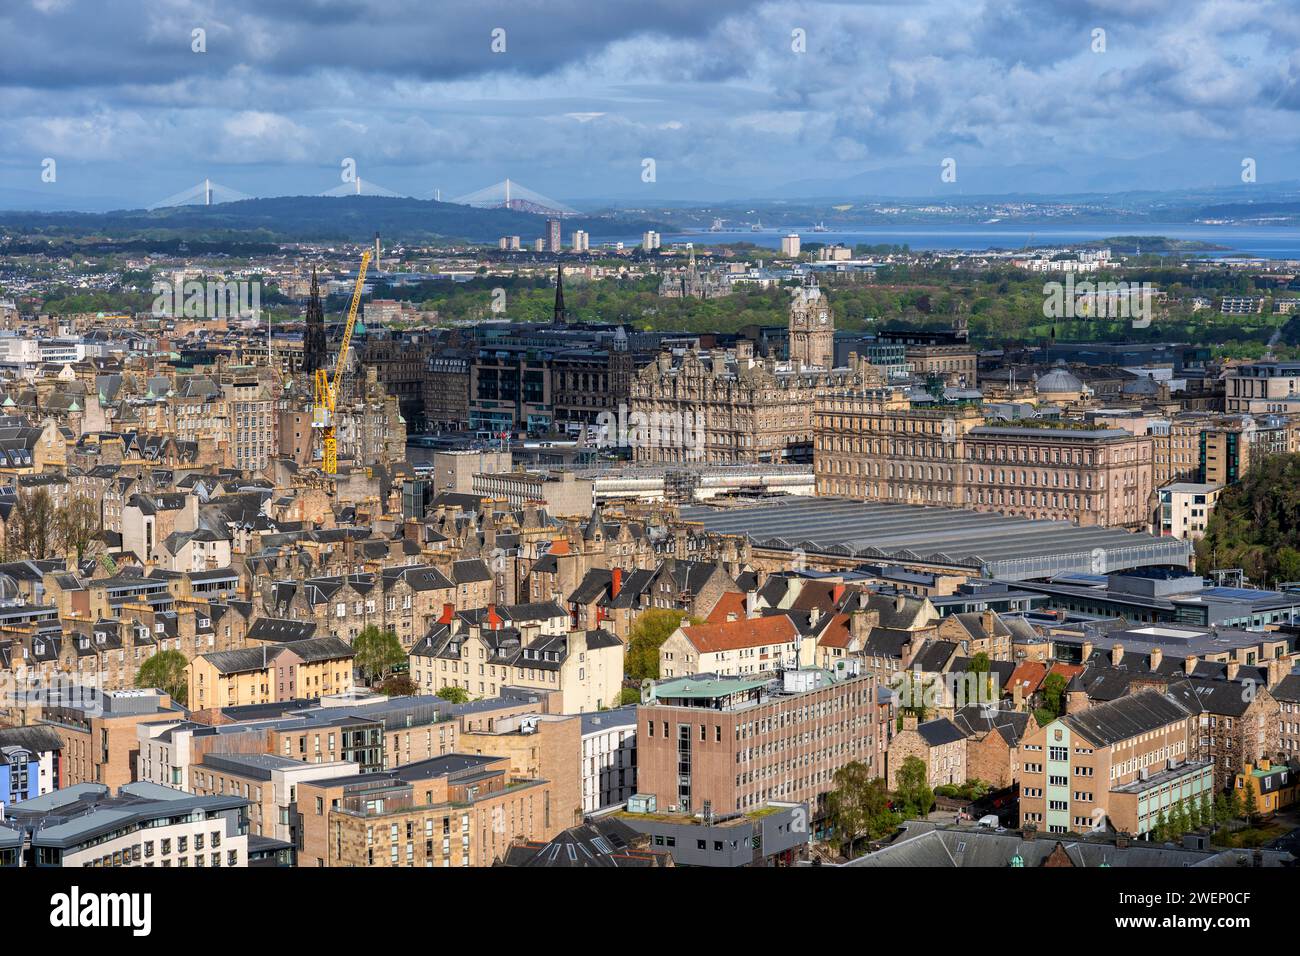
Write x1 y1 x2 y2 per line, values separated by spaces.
651 675 769 700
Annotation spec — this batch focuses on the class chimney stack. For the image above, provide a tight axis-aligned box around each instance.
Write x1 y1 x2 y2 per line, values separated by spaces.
1081 640 1093 662
1226 660 1240 681
1184 654 1198 676
894 591 906 614
1111 643 1124 667
1149 647 1163 672
1266 658 1287 689
487 603 501 631
438 602 455 626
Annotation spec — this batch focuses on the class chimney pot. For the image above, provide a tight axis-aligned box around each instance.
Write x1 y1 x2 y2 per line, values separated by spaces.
1111 643 1124 666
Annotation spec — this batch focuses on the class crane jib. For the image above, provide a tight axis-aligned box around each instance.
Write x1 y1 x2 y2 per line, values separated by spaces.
329 250 372 412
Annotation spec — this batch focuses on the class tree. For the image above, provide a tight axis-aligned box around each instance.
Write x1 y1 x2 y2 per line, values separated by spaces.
378 674 416 697
625 608 690 681
1153 810 1168 843
137 649 188 705
9 487 55 560
56 495 101 563
1040 673 1068 719
825 762 897 856
351 625 404 683
894 756 935 819
1229 783 1245 821
968 652 994 703
1195 453 1300 583
1243 778 1260 824
1187 796 1202 831
1201 792 1215 830
1171 801 1190 840
436 685 469 704
1214 793 1231 826
617 687 641 706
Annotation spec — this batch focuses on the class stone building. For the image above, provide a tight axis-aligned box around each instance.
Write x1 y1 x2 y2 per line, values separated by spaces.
887 714 967 789
787 276 834 371
815 387 1156 529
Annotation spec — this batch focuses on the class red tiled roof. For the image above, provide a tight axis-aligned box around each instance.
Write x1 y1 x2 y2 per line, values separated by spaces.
681 615 798 654
816 613 853 648
706 591 747 624
1008 660 1047 694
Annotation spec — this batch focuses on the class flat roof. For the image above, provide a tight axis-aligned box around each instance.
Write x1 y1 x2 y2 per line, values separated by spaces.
651 675 770 700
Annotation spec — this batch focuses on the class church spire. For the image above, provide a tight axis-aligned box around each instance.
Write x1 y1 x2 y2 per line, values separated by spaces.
303 266 327 374
553 263 568 325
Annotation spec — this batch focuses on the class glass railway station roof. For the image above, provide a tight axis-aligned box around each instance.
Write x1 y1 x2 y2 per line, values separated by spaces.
679 497 1190 582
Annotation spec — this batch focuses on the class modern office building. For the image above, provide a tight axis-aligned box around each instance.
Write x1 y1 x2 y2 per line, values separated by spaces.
636 664 878 817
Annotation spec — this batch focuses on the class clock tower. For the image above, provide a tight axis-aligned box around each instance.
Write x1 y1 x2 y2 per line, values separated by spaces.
788 274 834 370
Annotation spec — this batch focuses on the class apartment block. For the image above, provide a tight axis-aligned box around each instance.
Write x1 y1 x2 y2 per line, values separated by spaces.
296 753 561 867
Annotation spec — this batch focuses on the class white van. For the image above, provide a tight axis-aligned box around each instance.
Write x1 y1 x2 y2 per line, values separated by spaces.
977 814 1001 829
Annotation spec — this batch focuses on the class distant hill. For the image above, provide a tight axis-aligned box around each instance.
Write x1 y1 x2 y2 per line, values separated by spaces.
0 195 667 244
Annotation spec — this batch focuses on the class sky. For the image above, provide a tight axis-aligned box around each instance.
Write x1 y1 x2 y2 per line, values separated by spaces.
1 0 1299 210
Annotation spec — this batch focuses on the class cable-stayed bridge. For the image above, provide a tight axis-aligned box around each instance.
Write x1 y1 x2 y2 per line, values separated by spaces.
450 178 577 216
148 178 252 209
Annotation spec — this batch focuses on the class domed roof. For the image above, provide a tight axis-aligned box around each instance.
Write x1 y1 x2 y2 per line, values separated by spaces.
1035 361 1083 394
1123 376 1159 395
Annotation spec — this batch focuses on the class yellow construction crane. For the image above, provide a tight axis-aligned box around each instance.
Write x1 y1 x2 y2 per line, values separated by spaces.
313 250 372 473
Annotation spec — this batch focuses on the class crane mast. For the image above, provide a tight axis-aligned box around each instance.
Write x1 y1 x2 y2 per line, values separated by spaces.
313 250 372 473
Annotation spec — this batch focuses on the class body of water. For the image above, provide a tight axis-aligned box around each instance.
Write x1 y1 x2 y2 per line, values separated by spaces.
640 223 1300 259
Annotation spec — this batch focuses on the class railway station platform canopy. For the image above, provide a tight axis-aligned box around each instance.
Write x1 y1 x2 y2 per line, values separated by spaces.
679 497 1191 582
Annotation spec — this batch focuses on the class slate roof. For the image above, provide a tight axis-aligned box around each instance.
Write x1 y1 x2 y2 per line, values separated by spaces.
247 618 318 643
917 717 966 747
1061 689 1189 746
